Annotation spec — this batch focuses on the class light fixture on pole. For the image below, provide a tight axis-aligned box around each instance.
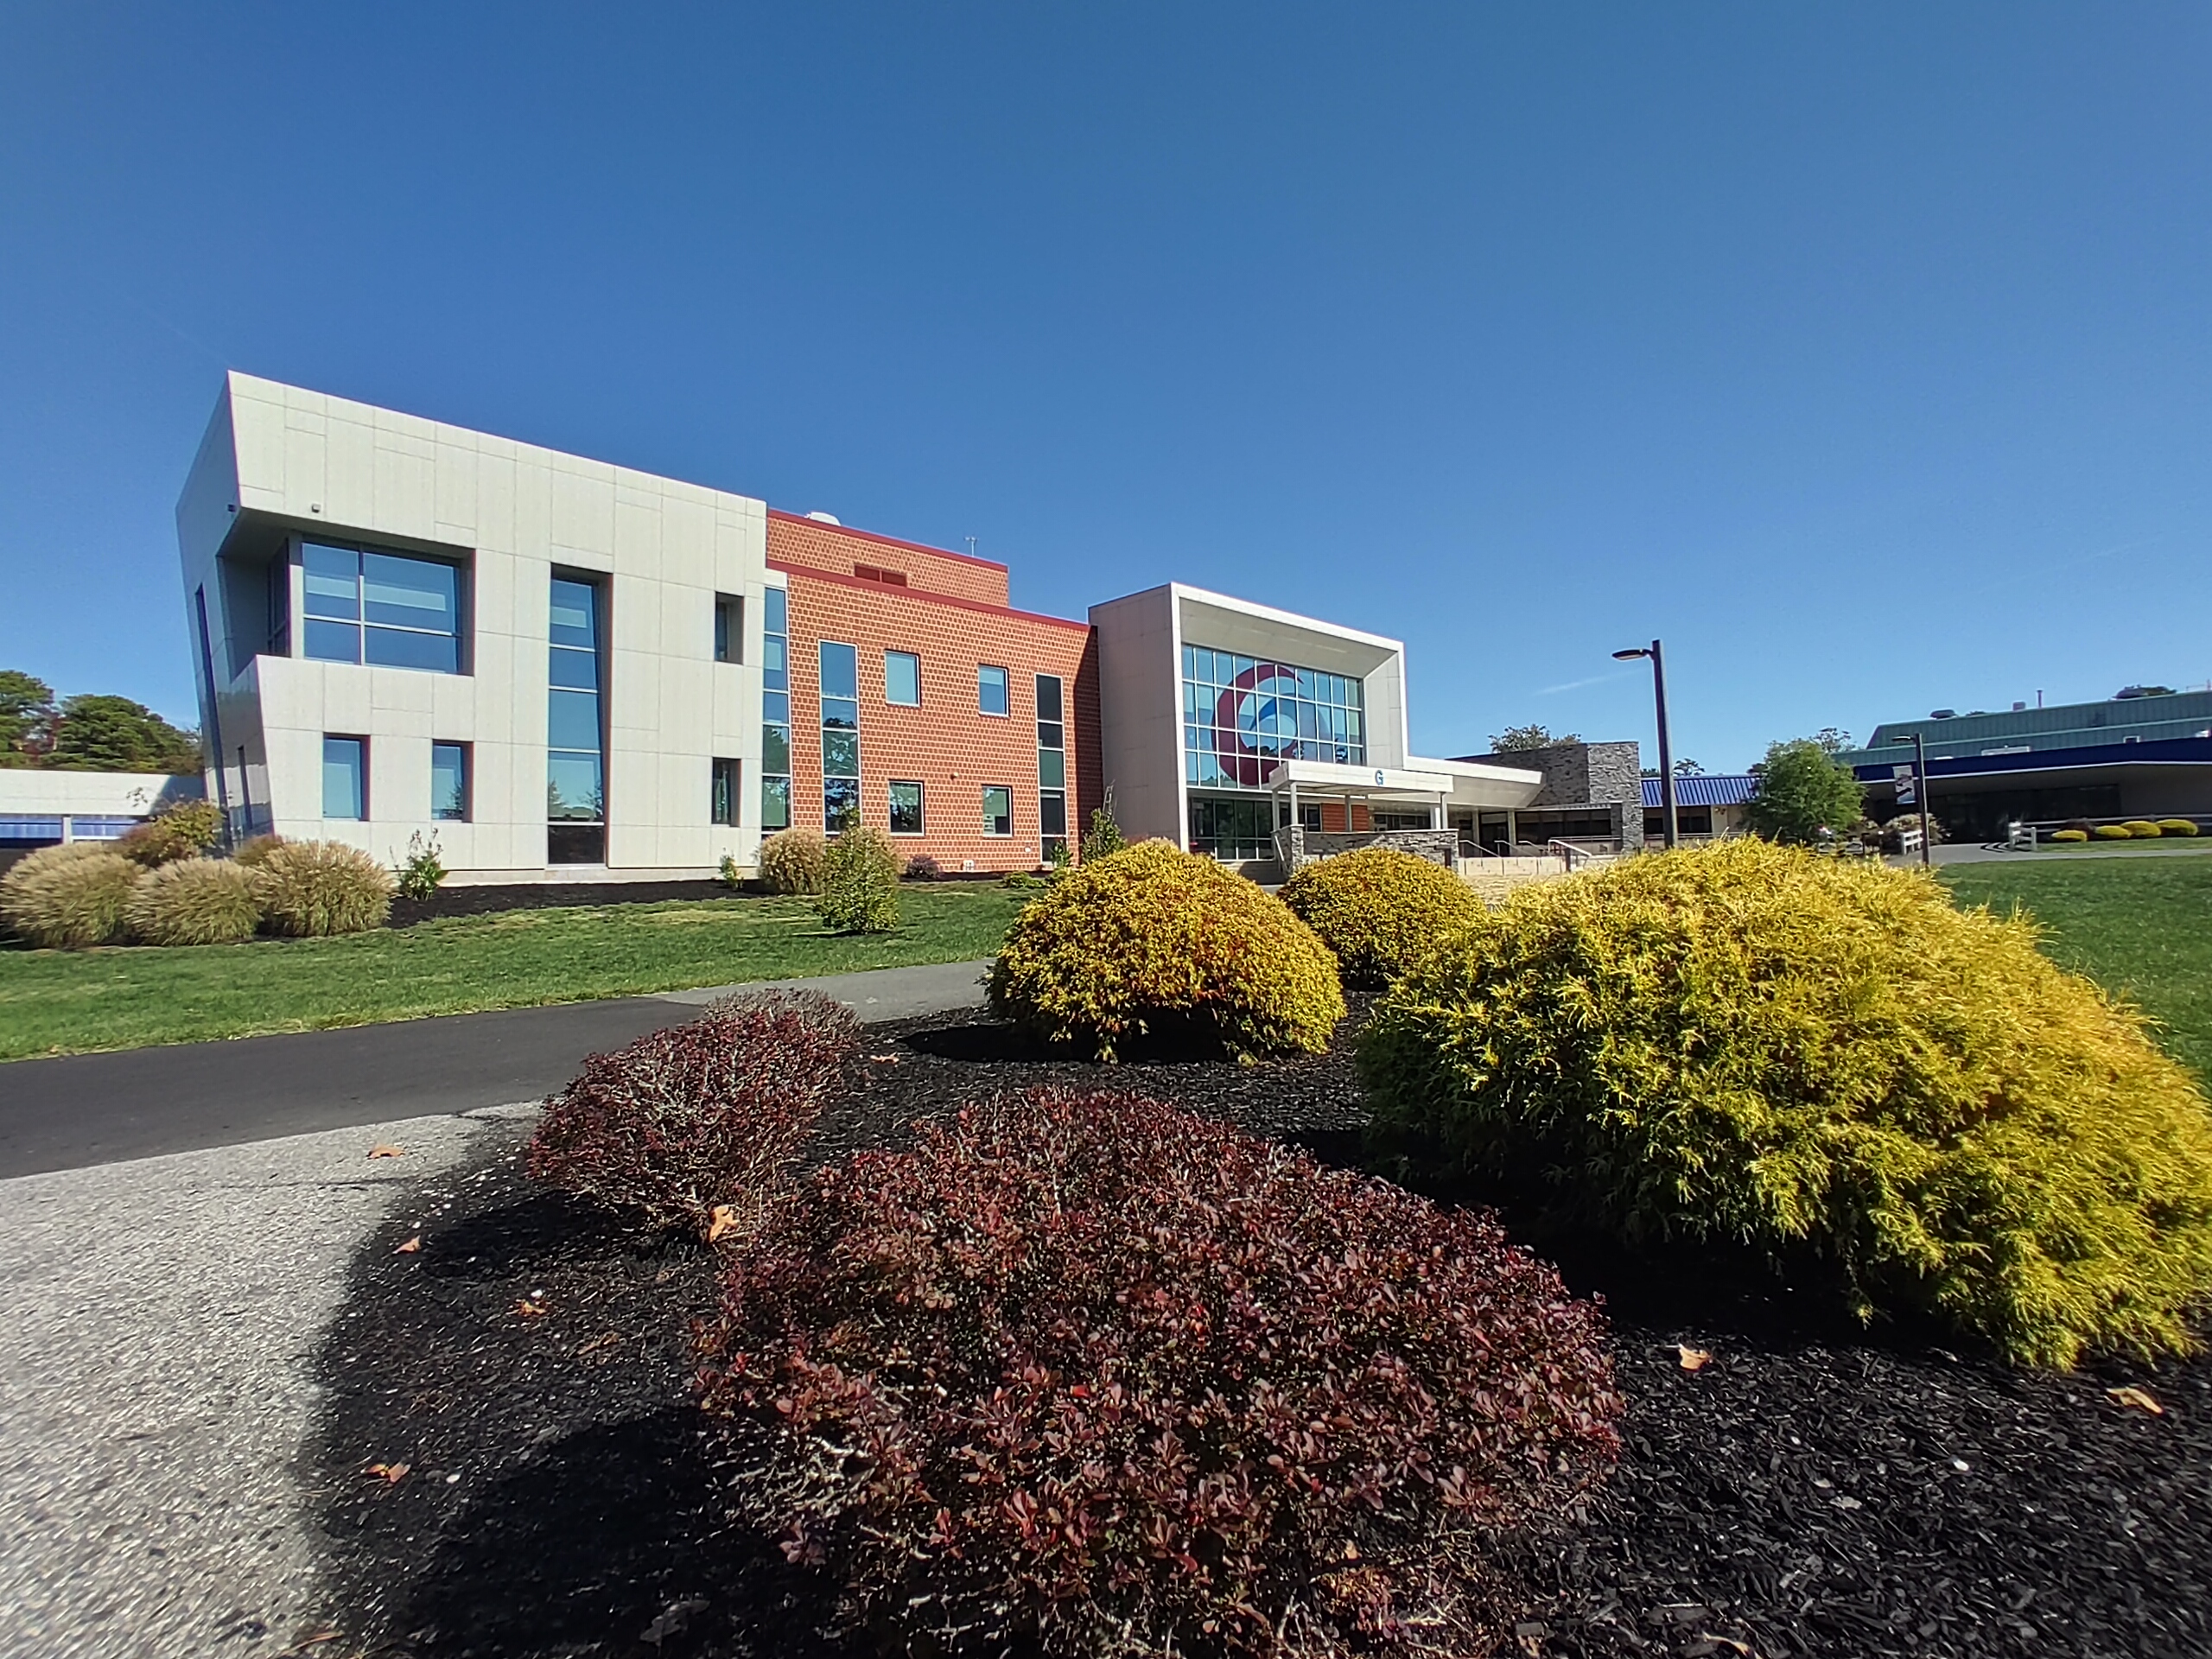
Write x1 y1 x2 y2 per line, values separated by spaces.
1612 639 1677 849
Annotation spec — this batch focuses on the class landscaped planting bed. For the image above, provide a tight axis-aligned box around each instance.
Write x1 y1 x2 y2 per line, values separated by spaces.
308 1000 2212 1659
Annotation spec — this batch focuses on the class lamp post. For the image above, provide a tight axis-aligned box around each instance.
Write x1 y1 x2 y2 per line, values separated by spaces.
1613 639 1677 849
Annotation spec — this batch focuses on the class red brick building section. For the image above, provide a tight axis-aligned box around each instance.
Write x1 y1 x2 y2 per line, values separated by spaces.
767 514 1101 873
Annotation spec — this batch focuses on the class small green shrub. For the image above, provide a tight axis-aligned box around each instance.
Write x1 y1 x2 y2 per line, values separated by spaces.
758 828 827 895
2049 829 2089 843
1358 838 2212 1368
116 800 224 867
393 831 447 901
717 853 743 890
126 858 262 945
997 869 1047 890
2157 819 2201 836
815 824 900 934
1081 787 1126 861
0 844 141 947
988 840 1344 1060
253 840 393 937
2123 820 2164 838
232 833 285 868
1280 847 1486 988
2093 823 2133 840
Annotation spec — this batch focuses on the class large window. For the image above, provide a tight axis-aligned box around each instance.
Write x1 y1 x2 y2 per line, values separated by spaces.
1036 673 1068 860
821 640 860 831
978 664 1009 717
431 741 469 821
302 542 463 673
886 650 921 708
1188 797 1279 861
982 785 1013 837
323 735 367 820
760 587 791 831
1182 646 1363 790
712 758 741 826
548 576 605 863
889 780 925 836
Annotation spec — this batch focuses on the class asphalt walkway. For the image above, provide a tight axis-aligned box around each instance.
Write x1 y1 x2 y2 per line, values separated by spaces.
0 958 991 1179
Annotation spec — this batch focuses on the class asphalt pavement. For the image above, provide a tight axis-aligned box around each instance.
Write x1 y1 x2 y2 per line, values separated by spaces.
0 958 991 1179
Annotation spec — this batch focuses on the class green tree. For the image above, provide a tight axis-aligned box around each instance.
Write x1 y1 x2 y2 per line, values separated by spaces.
1490 724 1580 753
1745 738 1864 846
1082 785 1126 861
46 696 202 774
0 670 55 766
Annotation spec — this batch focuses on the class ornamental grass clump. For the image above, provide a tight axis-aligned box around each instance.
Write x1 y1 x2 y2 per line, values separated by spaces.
528 990 858 1241
251 840 393 936
1359 837 2212 1369
0 843 139 948
815 823 900 934
758 828 828 895
1280 847 1486 989
988 840 1344 1059
697 1087 1621 1659
126 857 262 945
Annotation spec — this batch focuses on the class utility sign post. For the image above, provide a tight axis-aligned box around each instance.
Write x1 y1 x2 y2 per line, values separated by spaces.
1905 733 1932 868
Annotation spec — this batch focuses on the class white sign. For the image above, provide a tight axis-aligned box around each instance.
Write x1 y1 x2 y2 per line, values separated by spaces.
1892 763 1916 806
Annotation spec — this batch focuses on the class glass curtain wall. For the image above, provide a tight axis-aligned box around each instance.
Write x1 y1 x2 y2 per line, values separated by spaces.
1181 646 1363 789
547 576 606 863
760 588 791 830
1036 674 1067 859
821 641 860 831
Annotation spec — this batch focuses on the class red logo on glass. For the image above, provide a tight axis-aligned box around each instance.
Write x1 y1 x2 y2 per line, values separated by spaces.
1211 662 1303 786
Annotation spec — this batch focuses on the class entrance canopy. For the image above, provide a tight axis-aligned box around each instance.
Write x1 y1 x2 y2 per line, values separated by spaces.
1262 756 1543 810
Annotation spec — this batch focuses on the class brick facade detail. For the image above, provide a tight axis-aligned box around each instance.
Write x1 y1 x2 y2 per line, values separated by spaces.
772 528 1101 873
767 511 1012 607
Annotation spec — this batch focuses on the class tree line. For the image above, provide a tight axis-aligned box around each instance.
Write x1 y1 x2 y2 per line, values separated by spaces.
0 671 202 774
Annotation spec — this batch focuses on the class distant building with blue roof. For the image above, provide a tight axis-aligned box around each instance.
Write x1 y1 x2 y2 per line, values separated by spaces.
1834 690 2212 839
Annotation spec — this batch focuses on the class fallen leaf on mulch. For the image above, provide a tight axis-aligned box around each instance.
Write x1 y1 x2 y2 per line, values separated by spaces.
393 1235 422 1255
1677 1344 1713 1371
514 1299 548 1319
2108 1385 2165 1414
707 1204 741 1243
367 1145 404 1160
868 1053 904 1064
576 1332 622 1356
364 1462 410 1484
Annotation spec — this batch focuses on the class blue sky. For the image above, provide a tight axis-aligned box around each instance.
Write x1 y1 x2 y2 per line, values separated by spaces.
2 4 2206 770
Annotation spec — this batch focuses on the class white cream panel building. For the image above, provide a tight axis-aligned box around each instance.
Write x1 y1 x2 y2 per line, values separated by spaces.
176 372 772 880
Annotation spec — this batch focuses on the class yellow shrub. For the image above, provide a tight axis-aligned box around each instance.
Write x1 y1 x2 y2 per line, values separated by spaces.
1359 838 2212 1368
1279 847 1486 988
2049 829 2089 843
988 840 1344 1060
2157 819 2200 836
0 844 139 948
2123 820 2163 838
2094 824 2133 839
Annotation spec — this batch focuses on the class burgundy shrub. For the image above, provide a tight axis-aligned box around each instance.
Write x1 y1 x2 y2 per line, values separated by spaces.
696 1088 1622 1657
526 989 858 1241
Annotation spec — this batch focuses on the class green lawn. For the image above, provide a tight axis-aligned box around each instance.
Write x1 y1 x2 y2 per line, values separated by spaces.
0 885 1026 1061
1941 855 2212 1081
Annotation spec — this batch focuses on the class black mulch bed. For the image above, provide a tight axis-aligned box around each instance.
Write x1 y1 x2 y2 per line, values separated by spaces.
387 880 734 926
306 1008 2212 1659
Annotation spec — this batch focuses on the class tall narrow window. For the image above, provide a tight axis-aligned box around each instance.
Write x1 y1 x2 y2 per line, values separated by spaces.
431 741 469 821
885 650 921 707
760 587 791 831
714 594 743 664
982 785 1013 837
978 664 1009 716
1036 673 1067 860
711 758 741 826
323 736 366 820
302 542 462 673
548 576 606 863
889 780 925 836
821 640 860 832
